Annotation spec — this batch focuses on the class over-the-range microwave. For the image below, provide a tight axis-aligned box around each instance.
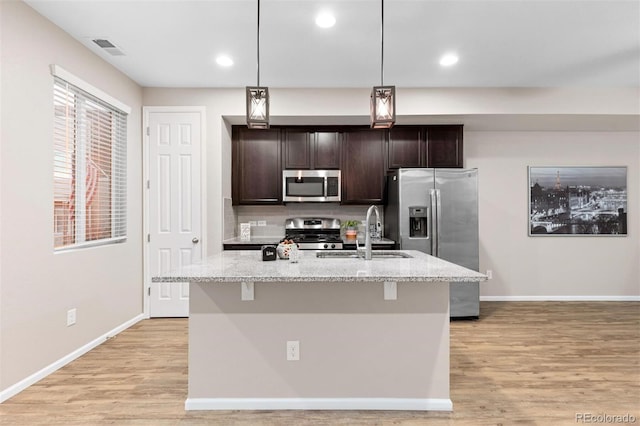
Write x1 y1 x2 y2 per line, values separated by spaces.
282 170 341 202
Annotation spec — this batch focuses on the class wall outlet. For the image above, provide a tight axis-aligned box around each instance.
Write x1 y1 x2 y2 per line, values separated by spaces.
486 269 493 280
257 220 266 227
286 340 300 361
66 308 76 326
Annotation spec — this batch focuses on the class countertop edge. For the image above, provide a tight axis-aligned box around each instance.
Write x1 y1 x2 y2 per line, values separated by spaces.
152 276 485 283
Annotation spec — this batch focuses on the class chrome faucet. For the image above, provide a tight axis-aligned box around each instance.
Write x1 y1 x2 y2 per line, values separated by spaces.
363 205 380 260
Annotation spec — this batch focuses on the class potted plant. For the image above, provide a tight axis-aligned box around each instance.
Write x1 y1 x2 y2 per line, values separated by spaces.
342 220 360 239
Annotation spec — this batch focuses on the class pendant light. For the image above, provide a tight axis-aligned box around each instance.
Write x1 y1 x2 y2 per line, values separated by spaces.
370 0 395 129
246 0 270 129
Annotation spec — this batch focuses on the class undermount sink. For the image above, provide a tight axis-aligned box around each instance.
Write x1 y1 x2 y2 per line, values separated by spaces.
316 250 413 259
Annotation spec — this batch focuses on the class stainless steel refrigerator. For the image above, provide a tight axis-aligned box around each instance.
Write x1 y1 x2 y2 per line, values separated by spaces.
385 168 480 318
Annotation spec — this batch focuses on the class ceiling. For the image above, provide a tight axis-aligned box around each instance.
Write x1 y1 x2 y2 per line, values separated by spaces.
25 0 640 89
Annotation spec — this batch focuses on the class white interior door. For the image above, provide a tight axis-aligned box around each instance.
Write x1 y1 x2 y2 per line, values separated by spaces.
147 110 203 317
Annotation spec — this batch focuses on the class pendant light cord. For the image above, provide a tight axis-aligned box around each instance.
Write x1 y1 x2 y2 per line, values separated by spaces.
380 0 384 86
257 0 261 87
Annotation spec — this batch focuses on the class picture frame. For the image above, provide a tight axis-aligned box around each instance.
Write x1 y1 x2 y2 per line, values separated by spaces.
528 166 627 236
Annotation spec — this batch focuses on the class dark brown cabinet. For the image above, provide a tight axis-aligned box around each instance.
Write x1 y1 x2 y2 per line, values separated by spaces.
387 125 464 169
313 131 340 169
426 125 463 168
232 127 281 205
283 130 311 169
232 124 464 205
388 127 424 168
283 130 340 169
341 129 386 204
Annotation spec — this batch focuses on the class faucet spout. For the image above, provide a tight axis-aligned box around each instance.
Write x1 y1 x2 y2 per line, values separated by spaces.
364 205 380 260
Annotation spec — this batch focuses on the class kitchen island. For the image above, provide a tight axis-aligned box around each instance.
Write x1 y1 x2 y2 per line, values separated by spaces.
153 250 486 411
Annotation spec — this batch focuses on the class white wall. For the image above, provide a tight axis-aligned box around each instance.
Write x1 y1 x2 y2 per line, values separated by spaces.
143 86 639 300
466 131 639 299
0 1 143 395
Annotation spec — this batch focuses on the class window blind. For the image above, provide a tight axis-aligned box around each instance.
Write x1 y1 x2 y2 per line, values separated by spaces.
53 76 127 250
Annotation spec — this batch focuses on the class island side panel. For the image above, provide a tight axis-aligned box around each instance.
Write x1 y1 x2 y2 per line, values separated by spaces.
188 281 450 407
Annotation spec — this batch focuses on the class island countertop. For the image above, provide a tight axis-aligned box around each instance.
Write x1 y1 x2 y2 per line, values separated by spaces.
152 249 487 283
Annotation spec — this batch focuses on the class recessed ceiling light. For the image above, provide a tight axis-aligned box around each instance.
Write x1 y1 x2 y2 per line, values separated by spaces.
216 55 234 67
439 53 459 67
315 13 336 28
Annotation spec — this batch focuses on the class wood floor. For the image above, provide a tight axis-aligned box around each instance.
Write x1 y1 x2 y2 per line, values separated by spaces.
1 302 638 425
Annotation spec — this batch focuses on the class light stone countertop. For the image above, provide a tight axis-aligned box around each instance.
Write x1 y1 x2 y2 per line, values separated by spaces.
152 250 487 283
222 236 396 246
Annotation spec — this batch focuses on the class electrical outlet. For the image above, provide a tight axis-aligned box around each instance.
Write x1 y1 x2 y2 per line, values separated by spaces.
66 308 76 326
257 220 266 227
486 269 493 280
286 340 300 361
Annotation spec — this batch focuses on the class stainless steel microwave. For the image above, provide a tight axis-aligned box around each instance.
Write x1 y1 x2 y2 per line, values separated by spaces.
282 170 341 202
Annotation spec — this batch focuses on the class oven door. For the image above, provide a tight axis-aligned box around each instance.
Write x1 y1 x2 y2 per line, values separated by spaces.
283 170 340 202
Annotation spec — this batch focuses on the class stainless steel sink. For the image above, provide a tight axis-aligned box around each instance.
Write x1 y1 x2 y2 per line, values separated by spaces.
316 250 413 259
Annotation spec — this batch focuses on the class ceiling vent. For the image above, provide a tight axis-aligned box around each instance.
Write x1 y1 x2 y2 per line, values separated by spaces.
92 39 125 56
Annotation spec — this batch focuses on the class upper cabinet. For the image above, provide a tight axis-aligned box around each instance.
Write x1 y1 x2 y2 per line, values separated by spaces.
388 127 424 168
283 129 341 169
283 130 311 169
232 124 464 205
387 125 464 169
341 129 386 204
426 125 463 168
232 127 282 205
313 131 341 169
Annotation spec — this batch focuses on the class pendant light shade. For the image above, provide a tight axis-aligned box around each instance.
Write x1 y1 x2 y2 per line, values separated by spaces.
246 86 269 129
246 0 269 129
370 85 396 129
370 0 395 128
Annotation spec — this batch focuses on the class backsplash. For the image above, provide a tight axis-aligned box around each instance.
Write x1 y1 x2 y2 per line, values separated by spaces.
223 198 236 240
228 204 385 239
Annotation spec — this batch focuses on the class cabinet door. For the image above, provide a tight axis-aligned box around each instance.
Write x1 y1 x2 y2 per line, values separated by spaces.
314 131 341 169
426 125 463 168
342 129 386 204
388 127 424 168
232 128 282 204
283 130 311 169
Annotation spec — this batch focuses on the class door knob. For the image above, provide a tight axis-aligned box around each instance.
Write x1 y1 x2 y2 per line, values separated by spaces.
192 237 200 244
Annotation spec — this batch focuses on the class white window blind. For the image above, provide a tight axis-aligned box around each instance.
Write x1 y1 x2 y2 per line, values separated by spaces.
53 76 127 250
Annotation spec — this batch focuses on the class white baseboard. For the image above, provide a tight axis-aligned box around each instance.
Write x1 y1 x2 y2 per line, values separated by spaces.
0 313 145 403
480 296 640 302
185 397 453 411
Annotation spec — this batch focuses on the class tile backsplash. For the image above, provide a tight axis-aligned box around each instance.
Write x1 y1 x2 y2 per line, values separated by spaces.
223 198 236 240
228 204 384 239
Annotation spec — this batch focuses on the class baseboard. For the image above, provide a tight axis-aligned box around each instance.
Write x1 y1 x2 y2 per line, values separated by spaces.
185 397 453 411
0 313 145 403
480 296 640 302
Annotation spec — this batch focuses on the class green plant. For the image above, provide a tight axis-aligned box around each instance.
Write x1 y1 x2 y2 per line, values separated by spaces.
341 220 360 229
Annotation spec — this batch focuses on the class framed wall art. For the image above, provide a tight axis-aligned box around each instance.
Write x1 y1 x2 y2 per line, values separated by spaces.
528 166 627 236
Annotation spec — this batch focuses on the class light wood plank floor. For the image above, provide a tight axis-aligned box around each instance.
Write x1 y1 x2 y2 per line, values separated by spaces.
1 302 638 425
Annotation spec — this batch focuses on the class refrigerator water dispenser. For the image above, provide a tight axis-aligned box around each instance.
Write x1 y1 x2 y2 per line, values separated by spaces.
409 206 428 238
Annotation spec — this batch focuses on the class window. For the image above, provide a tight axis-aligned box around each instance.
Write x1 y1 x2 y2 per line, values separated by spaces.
53 71 128 250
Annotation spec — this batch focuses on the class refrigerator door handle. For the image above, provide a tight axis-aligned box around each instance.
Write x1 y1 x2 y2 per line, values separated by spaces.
430 189 437 256
432 189 442 257
435 188 442 257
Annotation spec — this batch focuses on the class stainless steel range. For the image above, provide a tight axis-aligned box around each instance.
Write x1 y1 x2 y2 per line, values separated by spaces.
284 217 343 250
